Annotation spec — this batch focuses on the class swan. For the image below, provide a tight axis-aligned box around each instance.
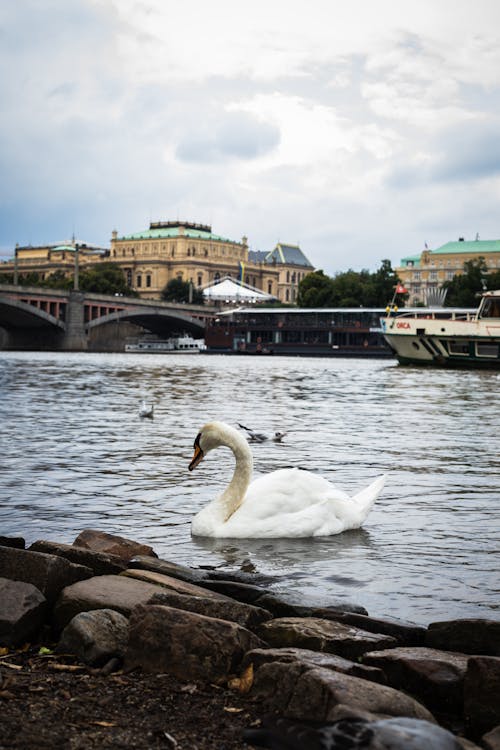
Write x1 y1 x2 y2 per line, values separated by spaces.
139 400 154 419
188 421 386 538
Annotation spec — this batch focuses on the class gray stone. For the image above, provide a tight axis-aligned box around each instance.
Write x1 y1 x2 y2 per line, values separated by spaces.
244 716 461 750
0 545 92 604
53 574 167 631
258 616 397 659
30 539 128 576
72 529 157 561
464 656 500 738
0 577 47 646
255 591 368 617
483 725 500 750
251 661 436 722
314 610 426 646
426 619 500 656
57 609 129 665
125 604 265 681
242 646 387 684
128 556 209 584
148 589 271 631
362 646 469 713
197 579 271 604
120 568 229 599
0 536 25 549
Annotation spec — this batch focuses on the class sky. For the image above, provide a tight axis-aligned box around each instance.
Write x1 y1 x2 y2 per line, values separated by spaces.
1 0 500 273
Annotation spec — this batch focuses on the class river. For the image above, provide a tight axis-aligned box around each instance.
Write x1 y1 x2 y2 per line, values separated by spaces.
0 351 498 625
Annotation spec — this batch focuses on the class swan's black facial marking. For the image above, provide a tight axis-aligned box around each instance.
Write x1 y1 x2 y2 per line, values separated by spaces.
189 432 204 471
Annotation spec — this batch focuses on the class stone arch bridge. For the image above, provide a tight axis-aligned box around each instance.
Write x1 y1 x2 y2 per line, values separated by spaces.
0 285 212 351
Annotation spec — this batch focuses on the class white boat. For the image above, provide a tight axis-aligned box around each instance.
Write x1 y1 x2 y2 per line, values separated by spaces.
381 290 500 368
125 335 207 354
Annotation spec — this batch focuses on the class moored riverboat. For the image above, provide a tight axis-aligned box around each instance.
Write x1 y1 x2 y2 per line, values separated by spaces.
125 335 207 353
204 307 392 357
381 290 500 367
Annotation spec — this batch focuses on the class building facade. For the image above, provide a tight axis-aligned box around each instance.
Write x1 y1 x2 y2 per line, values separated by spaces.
1 221 314 304
396 237 500 305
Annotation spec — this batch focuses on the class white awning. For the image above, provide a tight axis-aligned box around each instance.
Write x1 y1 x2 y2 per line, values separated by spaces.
202 277 275 301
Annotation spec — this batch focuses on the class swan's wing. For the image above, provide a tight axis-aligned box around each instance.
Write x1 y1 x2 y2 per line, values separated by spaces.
351 475 386 514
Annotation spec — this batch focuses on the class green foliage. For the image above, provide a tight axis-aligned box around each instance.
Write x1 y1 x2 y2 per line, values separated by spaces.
78 263 137 296
161 278 204 303
297 260 403 307
443 258 488 307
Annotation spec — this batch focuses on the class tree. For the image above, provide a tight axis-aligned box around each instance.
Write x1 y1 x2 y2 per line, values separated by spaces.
296 270 335 307
161 278 204 304
78 263 137 296
443 258 488 307
297 260 404 308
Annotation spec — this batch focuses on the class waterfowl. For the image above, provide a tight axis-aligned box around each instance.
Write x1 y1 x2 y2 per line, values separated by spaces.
139 400 154 419
238 423 286 443
188 421 385 538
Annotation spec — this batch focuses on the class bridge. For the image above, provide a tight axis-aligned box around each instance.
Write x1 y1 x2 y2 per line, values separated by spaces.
0 284 213 351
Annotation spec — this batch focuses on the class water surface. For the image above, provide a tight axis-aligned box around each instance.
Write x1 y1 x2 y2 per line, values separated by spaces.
0 351 498 625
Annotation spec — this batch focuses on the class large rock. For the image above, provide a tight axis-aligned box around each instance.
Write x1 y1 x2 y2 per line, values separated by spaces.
0 546 92 604
243 646 387 684
120 569 229 600
483 726 500 750
313 610 426 646
125 604 265 681
53 574 167 631
258 617 397 660
30 540 128 576
128 556 209 584
244 716 462 750
197 579 271 604
148 590 271 631
57 609 129 666
251 661 436 722
0 578 47 646
426 619 500 656
72 530 157 561
0 536 25 549
254 591 368 617
362 646 469 713
464 656 500 738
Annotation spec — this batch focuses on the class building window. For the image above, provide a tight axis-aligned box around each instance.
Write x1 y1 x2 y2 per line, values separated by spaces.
214 272 220 282
430 271 437 280
136 274 142 287
414 271 420 280
126 269 132 285
268 282 272 294
287 271 290 283
197 274 202 286
146 274 151 287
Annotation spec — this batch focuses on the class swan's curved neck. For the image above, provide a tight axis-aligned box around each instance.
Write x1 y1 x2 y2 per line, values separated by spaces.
219 435 253 522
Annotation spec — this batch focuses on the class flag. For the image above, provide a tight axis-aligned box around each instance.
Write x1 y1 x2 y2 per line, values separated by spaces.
395 283 408 294
238 261 245 283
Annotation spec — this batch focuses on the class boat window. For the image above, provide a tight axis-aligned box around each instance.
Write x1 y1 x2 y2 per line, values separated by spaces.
476 342 499 358
479 298 500 319
448 341 470 356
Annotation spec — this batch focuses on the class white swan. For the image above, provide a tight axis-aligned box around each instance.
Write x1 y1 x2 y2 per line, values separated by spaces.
188 421 386 539
139 400 154 419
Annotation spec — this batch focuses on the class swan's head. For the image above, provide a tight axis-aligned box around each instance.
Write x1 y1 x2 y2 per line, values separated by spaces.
188 421 245 471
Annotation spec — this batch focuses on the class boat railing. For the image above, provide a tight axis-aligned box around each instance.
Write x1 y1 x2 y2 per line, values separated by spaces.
385 310 475 322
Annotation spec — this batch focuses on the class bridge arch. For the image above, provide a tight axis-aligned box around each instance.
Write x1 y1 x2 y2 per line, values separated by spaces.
0 297 65 331
86 308 205 336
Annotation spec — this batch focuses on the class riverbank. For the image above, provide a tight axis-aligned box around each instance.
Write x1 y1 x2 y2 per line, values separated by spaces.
1 530 499 750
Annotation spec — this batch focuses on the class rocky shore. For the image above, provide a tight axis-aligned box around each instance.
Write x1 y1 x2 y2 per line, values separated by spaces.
1 529 499 750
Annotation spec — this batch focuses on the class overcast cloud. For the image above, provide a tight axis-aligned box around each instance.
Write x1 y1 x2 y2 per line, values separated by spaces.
1 0 500 272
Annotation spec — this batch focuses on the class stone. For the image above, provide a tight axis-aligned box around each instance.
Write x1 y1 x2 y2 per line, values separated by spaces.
362 646 469 713
53 574 167 631
30 540 128 576
125 604 265 681
0 536 25 549
0 545 92 604
426 619 500 656
120 569 229 599
483 725 500 750
148 590 271 631
197 579 271 604
315 610 426 646
72 529 157 561
57 609 129 666
254 591 368 617
251 661 436 722
258 617 397 659
464 656 500 738
242 646 387 684
128 556 210 584
0 577 47 646
244 716 462 750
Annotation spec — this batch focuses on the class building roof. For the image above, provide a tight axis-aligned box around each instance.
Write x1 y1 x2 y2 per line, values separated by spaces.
202 276 275 301
432 239 500 254
118 221 242 245
265 243 313 267
247 250 268 263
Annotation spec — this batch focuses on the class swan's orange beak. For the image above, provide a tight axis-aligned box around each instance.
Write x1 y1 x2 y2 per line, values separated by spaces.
189 433 204 471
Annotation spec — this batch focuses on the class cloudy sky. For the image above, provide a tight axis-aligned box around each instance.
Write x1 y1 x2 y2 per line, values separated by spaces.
2 0 500 273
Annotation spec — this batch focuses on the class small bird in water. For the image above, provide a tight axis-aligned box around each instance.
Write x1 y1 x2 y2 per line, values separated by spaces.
238 423 286 443
139 400 154 419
